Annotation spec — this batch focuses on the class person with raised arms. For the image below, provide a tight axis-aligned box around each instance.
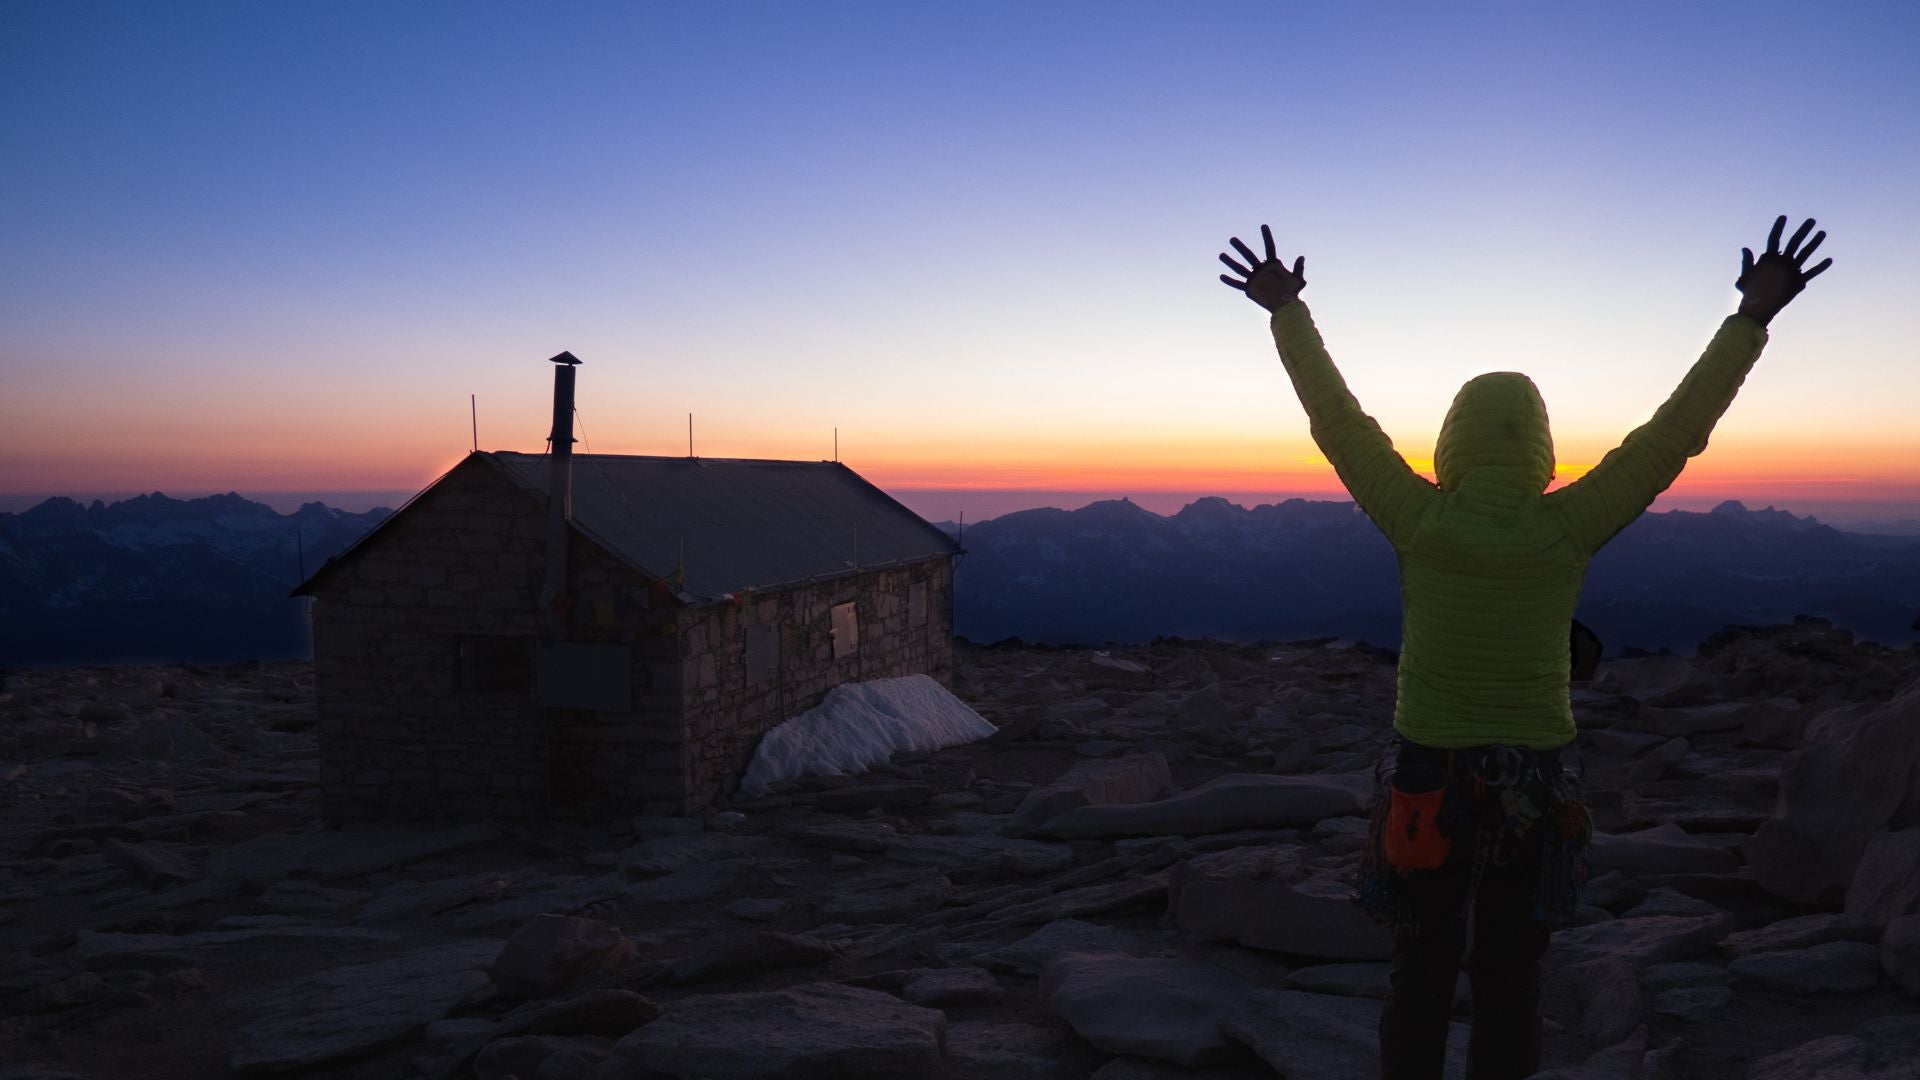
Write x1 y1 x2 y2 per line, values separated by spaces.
1218 215 1830 1080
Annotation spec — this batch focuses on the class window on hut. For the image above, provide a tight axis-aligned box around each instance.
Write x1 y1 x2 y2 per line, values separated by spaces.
908 581 927 628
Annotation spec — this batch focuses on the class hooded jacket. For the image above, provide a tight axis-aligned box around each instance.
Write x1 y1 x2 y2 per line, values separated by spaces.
1269 300 1769 749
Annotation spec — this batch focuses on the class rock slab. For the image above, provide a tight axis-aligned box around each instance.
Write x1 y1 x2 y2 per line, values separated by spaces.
1882 914 1920 999
901 966 1003 1007
619 833 768 877
1727 940 1884 994
490 915 632 999
1747 1014 1920 1080
1548 914 1733 966
1221 988 1470 1080
229 940 498 1073
1039 952 1247 1068
209 823 501 884
820 869 954 923
1719 911 1878 957
1011 753 1172 831
613 982 945 1080
1033 772 1368 839
973 918 1166 977
1174 873 1391 961
1588 822 1737 877
1846 827 1920 927
1746 685 1920 905
942 1020 1090 1080
884 834 1075 880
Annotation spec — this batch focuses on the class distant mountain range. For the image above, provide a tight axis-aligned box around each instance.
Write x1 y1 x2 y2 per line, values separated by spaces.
0 493 389 665
3 491 1917 666
943 498 1920 654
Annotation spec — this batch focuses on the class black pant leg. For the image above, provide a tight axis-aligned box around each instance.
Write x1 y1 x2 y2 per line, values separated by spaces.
1380 855 1472 1080
1464 793 1551 1080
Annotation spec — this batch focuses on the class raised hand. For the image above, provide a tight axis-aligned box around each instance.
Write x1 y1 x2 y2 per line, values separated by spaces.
1737 215 1832 328
1219 224 1307 312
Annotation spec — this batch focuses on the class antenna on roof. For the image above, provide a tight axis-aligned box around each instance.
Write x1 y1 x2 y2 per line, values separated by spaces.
834 427 838 462
688 413 694 459
470 394 478 453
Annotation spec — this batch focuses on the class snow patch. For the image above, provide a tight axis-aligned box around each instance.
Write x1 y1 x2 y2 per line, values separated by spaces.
737 675 995 798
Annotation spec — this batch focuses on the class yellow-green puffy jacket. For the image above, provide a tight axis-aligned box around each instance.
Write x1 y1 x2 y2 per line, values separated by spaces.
1269 300 1769 749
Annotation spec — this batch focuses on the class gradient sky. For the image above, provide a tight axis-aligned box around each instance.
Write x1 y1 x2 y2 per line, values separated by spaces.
4 2 1917 523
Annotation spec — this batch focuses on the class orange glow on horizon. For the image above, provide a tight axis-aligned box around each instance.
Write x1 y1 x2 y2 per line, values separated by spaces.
4 421 1916 513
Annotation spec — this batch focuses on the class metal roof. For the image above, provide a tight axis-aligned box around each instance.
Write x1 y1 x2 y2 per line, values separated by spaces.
485 452 961 602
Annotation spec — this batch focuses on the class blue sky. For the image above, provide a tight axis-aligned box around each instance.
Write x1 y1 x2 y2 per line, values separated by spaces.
3 2 1916 521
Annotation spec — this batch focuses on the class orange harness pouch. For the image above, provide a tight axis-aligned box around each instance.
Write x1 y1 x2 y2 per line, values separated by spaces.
1383 783 1453 871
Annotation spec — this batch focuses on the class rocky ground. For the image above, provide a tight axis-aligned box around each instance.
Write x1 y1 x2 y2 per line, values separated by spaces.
1 618 1918 1079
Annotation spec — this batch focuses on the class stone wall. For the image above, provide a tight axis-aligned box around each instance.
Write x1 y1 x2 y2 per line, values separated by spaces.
546 543 686 817
310 455 682 821
678 558 956 810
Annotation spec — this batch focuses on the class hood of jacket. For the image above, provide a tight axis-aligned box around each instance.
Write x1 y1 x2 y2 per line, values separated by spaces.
1433 372 1556 494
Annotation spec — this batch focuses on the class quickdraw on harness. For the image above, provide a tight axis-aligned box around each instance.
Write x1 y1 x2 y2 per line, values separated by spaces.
1456 745 1538 963
1534 755 1595 926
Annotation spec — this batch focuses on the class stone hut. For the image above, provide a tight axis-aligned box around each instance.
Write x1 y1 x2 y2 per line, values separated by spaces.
294 448 962 821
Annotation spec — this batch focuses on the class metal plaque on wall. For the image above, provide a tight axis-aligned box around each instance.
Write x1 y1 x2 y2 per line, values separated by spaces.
831 601 859 659
745 623 778 685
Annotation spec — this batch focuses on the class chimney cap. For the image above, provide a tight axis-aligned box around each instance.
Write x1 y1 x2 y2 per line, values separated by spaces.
548 350 582 366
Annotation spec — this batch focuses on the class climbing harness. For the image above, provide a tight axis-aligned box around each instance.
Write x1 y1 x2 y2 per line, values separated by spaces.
1351 731 1592 943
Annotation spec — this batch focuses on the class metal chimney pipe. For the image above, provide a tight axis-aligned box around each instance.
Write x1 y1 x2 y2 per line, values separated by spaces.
541 351 581 638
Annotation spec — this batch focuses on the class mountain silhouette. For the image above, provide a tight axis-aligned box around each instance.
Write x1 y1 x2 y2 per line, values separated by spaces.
947 497 1920 653
7 491 1917 666
0 493 389 665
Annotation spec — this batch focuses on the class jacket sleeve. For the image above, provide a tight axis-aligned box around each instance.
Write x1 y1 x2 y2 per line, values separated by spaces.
1270 300 1438 549
1546 313 1770 555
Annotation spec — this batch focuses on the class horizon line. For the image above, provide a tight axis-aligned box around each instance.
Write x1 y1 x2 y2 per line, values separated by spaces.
5 486 1919 525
